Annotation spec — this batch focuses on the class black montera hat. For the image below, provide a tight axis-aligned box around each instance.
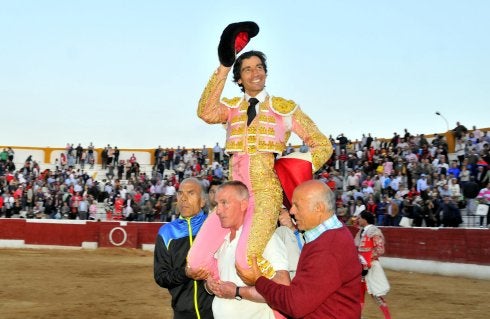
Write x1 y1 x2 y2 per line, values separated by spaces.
218 21 259 67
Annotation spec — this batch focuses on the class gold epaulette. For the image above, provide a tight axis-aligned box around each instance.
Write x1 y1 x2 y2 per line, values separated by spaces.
270 97 298 116
221 97 242 108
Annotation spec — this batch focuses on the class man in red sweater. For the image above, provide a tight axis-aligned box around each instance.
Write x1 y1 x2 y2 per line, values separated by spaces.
237 180 361 318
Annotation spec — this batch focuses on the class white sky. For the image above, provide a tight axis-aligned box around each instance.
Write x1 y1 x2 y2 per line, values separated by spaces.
1 0 489 149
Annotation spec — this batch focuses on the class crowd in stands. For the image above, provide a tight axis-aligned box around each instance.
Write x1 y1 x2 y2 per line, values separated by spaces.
322 124 490 228
1 123 489 228
0 143 226 222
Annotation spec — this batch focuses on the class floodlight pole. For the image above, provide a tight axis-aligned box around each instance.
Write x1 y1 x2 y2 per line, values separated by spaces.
435 111 450 132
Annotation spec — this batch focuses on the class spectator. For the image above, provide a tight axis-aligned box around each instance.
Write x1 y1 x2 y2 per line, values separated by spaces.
476 182 490 227
207 180 221 212
437 196 463 227
213 142 221 162
75 143 83 165
78 196 89 220
88 197 98 220
337 133 349 151
416 174 429 199
384 196 400 226
299 141 309 153
453 121 468 139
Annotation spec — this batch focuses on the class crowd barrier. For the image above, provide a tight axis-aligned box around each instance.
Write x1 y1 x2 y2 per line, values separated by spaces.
0 219 161 251
1 219 489 279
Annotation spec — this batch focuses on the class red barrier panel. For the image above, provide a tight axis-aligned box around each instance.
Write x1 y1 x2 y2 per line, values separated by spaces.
0 219 26 239
379 227 490 265
1 219 489 265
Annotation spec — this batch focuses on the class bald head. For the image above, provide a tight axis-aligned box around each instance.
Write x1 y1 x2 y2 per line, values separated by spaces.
290 180 336 231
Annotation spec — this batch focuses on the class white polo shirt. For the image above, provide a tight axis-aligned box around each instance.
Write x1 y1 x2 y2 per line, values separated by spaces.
212 227 288 319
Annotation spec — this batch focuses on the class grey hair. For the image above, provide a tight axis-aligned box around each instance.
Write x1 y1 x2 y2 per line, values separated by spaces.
217 180 250 201
179 177 207 200
309 183 336 213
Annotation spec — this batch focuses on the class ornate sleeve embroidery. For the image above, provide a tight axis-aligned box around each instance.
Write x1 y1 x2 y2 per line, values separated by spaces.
197 72 230 124
372 233 385 259
291 107 333 172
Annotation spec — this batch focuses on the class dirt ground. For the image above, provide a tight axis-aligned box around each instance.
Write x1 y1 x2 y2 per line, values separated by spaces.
1 248 489 319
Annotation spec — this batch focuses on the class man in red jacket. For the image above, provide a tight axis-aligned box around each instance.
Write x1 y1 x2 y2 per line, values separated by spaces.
237 180 361 319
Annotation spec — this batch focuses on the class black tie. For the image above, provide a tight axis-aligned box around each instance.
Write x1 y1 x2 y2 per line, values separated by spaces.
247 98 259 126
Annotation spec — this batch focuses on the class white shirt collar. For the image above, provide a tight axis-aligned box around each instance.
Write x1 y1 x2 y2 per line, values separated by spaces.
245 90 268 103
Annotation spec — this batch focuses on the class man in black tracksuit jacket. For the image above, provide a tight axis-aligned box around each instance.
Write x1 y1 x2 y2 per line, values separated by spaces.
154 178 214 319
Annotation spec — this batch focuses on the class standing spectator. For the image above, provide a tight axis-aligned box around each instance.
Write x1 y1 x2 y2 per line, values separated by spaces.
80 150 86 169
117 161 125 180
355 211 392 319
87 142 95 168
75 143 83 165
390 132 400 149
382 157 394 176
452 121 468 139
166 148 174 170
0 148 8 163
463 176 480 215
78 196 89 220
437 196 463 227
213 142 221 163
346 169 360 190
365 133 374 149
338 149 348 176
7 147 15 162
106 145 114 168
175 160 185 182
353 197 366 219
113 194 124 220
454 138 466 167
154 146 162 166
4 192 15 218
476 164 489 188
88 197 98 220
199 145 207 165
384 196 400 226
472 125 482 140
337 133 349 151
476 182 490 227
153 177 214 319
299 141 309 153
416 173 429 199
113 147 120 166
70 192 82 220
101 146 108 170
466 148 479 177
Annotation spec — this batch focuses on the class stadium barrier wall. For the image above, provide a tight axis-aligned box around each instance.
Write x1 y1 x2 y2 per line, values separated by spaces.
0 219 162 250
1 219 489 279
